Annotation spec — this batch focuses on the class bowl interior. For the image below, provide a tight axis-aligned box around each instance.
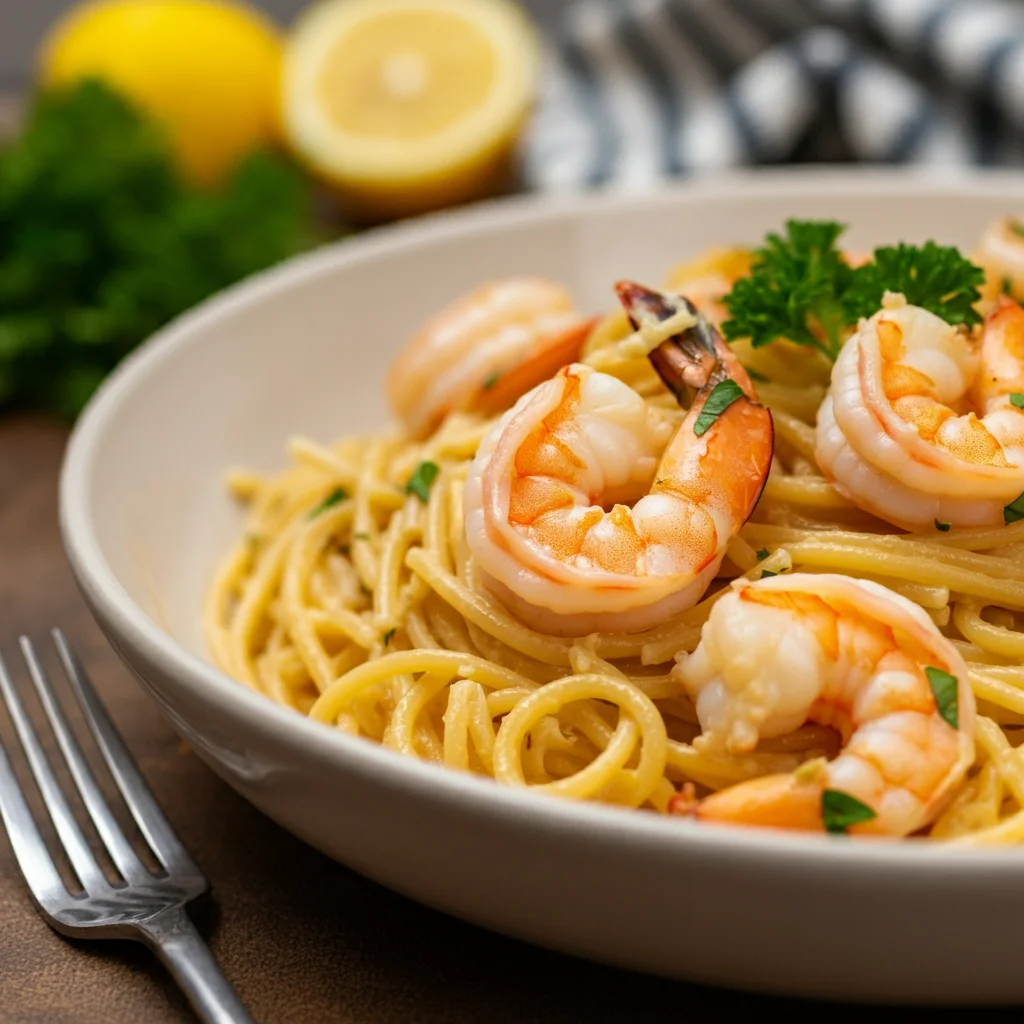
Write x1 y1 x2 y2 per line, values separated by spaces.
60 171 1024 1004
71 171 1020 672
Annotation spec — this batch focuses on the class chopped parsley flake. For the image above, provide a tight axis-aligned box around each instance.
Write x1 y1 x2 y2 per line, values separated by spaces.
383 628 396 646
405 461 440 502
1005 490 1024 524
925 666 959 729
756 548 770 561
483 371 501 390
822 789 877 835
934 519 951 532
308 487 348 518
760 569 777 578
693 379 744 437
1011 393 1024 409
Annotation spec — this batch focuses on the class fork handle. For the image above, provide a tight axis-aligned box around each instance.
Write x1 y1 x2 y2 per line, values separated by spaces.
142 908 256 1024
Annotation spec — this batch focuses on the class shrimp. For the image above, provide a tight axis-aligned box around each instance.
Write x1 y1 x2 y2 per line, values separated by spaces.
972 215 1024 303
463 283 774 637
672 573 975 837
386 277 596 438
815 293 1024 530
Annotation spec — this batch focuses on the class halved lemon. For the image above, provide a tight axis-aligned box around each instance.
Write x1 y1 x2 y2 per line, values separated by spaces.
281 0 540 221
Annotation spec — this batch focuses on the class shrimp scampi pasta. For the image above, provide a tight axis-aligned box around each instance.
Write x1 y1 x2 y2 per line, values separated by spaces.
206 217 1024 845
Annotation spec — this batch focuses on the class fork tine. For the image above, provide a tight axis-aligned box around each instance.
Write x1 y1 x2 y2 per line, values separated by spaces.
0 730 70 910
52 630 201 878
20 637 146 883
0 649 110 893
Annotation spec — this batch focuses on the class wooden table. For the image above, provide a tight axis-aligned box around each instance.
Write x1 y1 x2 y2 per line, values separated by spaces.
0 413 787 1022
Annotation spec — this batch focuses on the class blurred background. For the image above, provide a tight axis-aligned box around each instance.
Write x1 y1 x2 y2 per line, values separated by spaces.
0 0 568 83
2 0 1023 420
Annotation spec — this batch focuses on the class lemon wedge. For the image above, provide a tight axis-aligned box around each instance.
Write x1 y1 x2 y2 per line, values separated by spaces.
282 0 540 221
39 0 283 186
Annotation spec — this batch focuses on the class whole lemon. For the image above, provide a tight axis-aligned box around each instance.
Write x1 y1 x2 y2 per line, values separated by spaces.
39 0 284 186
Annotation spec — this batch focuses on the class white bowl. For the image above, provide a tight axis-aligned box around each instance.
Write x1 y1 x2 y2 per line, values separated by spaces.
61 169 1024 1005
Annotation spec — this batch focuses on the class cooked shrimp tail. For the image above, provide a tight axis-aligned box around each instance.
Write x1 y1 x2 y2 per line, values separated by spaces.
615 279 764 399
617 280 775 523
615 281 716 398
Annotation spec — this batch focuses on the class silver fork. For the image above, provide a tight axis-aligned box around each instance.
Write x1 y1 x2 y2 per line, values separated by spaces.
0 630 255 1024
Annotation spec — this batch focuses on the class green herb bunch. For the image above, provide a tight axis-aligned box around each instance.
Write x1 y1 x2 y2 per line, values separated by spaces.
722 219 985 361
0 79 322 418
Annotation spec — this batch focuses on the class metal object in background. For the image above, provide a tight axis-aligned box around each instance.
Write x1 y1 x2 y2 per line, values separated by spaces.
0 630 255 1024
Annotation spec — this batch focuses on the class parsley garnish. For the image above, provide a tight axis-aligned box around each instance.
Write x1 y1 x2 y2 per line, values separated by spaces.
822 789 877 835
1004 276 1015 296
308 487 348 518
1011 394 1024 409
383 628 396 646
756 548 769 561
760 570 777 578
1010 219 1024 240
0 80 322 419
483 371 501 390
405 461 440 502
722 221 984 360
934 519 951 532
843 241 984 328
723 220 851 360
925 666 959 729
1005 491 1024 524
693 379 744 437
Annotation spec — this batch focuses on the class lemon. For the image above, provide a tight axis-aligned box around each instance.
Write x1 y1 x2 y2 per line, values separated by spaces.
39 0 283 186
282 0 540 221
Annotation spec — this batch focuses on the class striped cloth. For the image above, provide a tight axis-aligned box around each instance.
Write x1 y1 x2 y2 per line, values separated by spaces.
523 0 1024 191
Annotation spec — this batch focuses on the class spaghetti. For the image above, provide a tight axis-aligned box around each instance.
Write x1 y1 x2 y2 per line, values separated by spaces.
205 229 1024 846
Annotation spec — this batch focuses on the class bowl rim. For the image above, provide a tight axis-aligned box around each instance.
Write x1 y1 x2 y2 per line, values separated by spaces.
60 165 1024 874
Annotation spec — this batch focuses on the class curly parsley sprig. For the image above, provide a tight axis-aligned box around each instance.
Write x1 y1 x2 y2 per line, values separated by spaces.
842 241 984 327
0 79 325 419
722 220 852 360
721 219 984 361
